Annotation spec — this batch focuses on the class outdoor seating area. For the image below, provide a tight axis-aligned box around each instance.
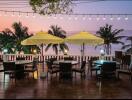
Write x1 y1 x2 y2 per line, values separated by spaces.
0 54 132 99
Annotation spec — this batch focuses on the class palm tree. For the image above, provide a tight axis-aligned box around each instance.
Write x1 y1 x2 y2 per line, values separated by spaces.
0 28 15 53
45 25 69 55
0 22 40 54
12 22 34 54
122 36 132 54
96 24 125 55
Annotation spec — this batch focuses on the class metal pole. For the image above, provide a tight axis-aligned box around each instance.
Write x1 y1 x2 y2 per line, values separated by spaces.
42 43 44 72
81 43 85 62
131 40 132 54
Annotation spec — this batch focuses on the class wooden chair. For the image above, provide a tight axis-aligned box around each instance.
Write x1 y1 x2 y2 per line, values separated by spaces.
97 62 117 79
24 59 38 79
46 61 60 79
115 51 123 68
72 61 86 78
88 57 100 77
3 62 16 82
59 62 72 79
117 54 132 81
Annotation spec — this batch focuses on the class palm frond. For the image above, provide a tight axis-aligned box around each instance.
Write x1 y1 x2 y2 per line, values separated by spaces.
121 44 131 50
45 43 52 52
95 43 104 49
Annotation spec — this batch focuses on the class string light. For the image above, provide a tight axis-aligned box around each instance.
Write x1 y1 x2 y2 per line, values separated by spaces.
82 16 86 20
11 11 15 17
0 10 132 21
110 15 114 20
96 15 100 21
125 15 128 20
88 15 92 20
18 11 21 17
68 16 72 20
102 15 106 20
74 16 78 20
117 15 121 20
125 17 128 20
25 12 29 18
32 13 36 18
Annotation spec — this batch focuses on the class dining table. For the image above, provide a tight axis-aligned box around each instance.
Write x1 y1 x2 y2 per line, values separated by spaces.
53 60 79 65
93 60 120 79
94 60 116 65
8 60 33 79
93 59 121 69
53 60 79 79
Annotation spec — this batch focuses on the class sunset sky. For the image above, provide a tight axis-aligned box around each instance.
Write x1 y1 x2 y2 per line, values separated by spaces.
0 0 132 34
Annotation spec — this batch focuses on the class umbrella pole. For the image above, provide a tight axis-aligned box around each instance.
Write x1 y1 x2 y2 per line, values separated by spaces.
81 43 85 63
42 43 44 72
83 43 85 61
40 43 47 79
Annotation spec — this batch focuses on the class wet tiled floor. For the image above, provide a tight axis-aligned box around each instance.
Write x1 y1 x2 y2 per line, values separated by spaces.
0 63 132 99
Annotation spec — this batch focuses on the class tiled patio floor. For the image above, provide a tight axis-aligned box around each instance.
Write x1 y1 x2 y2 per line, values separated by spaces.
0 63 132 99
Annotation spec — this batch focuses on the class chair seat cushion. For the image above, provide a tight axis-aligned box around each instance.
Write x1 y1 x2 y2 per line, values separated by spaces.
48 68 60 73
91 65 100 70
117 69 131 75
4 71 15 74
24 68 37 72
72 68 84 72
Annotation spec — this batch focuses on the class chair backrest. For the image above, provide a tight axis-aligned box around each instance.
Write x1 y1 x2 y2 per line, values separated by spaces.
115 51 123 61
101 62 116 74
46 61 53 70
32 59 38 69
16 57 25 60
0 57 3 62
64 57 74 61
59 62 72 72
3 62 16 71
122 54 131 66
49 58 57 64
81 61 86 70
89 57 98 68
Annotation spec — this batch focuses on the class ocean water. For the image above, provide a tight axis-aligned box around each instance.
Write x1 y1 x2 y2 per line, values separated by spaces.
42 30 132 56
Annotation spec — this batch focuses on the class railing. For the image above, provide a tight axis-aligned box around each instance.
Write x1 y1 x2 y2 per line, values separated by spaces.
0 54 115 63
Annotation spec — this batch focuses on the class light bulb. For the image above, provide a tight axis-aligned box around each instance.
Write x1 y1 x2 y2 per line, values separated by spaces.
125 17 128 20
103 17 106 20
110 17 113 20
117 17 121 20
82 17 86 20
75 17 78 20
96 17 100 21
88 17 92 20
68 17 71 20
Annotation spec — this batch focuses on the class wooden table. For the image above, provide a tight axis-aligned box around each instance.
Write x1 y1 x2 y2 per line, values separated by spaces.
53 60 78 65
93 60 120 69
53 60 79 79
8 60 32 79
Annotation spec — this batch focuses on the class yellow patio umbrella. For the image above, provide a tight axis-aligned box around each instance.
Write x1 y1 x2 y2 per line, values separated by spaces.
21 31 64 45
21 31 64 56
65 31 104 59
21 31 64 75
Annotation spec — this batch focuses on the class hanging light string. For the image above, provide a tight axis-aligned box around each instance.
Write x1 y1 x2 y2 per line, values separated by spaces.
0 9 131 20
